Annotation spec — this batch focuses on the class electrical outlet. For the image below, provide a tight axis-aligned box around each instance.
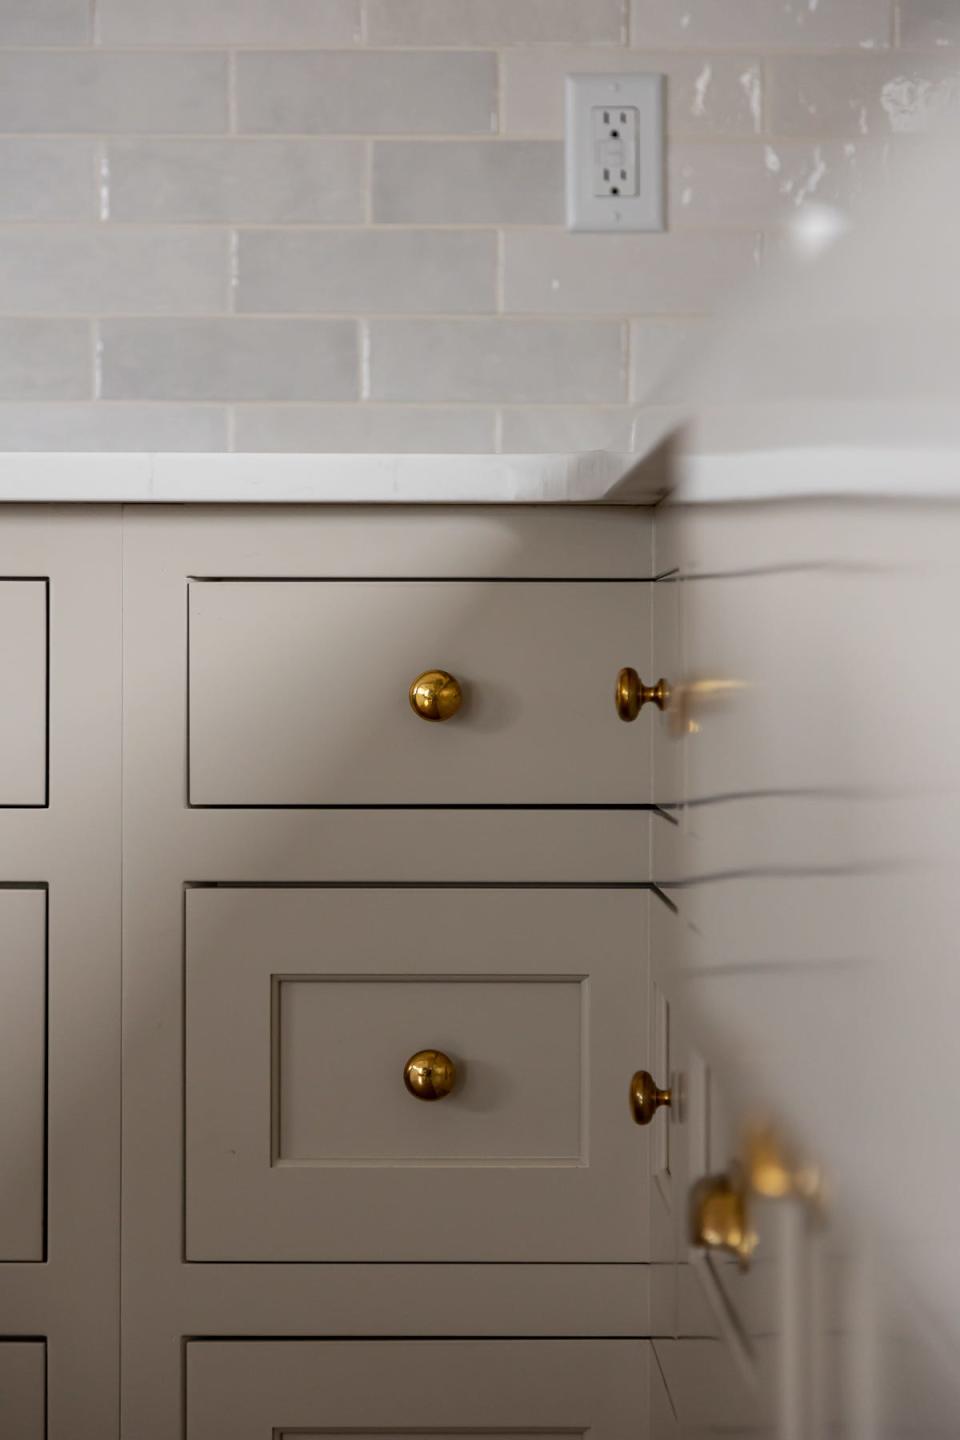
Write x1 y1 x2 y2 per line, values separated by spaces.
565 73 664 232
593 104 638 198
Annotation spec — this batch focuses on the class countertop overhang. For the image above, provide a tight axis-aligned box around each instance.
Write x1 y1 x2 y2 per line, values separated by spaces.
0 451 661 504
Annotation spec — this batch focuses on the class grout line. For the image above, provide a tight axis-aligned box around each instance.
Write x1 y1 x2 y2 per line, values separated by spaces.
227 228 239 311
96 139 110 220
91 319 103 399
495 229 504 313
493 49 502 135
364 139 373 223
227 50 238 133
359 319 371 399
225 405 236 450
892 0 901 47
358 0 369 46
493 408 504 452
90 0 100 46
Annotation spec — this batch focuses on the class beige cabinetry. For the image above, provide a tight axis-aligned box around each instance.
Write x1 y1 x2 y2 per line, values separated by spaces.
0 510 121 1439
0 889 45 1261
186 1339 650 1440
0 580 46 807
186 886 647 1263
0 1342 45 1437
121 505 658 1439
188 578 646 805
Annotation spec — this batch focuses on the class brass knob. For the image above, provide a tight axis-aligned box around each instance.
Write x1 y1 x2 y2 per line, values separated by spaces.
690 1165 758 1270
409 670 463 722
630 1070 672 1126
403 1049 457 1101
616 668 670 722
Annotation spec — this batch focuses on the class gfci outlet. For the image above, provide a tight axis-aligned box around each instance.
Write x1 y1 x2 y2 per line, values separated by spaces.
565 73 664 232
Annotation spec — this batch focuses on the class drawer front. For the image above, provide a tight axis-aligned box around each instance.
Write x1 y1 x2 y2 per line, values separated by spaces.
187 580 649 805
0 581 46 806
0 889 45 1260
0 1342 45 1438
186 887 649 1261
186 1339 649 1440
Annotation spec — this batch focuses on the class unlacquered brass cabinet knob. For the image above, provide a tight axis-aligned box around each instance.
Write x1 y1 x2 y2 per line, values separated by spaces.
409 670 463 722
630 1070 672 1126
403 1049 457 1101
690 1166 758 1269
616 668 670 722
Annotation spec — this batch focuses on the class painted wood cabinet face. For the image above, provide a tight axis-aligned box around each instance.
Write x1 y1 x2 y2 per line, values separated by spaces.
187 580 650 805
186 1340 650 1440
185 886 649 1262
0 1343 44 1437
0 581 46 806
0 888 45 1260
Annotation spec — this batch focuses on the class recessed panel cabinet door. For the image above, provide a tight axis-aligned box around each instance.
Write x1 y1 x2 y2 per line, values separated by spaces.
185 887 649 1261
0 888 45 1260
0 1343 45 1437
0 581 46 806
186 1340 649 1440
187 580 649 805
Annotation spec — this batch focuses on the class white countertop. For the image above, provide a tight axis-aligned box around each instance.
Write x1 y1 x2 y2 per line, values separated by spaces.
0 451 661 504
3 446 957 506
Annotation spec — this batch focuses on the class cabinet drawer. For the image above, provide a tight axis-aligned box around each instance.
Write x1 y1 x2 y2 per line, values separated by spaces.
0 889 45 1260
187 580 648 805
186 1339 649 1440
0 1342 44 1438
185 887 648 1262
0 581 46 806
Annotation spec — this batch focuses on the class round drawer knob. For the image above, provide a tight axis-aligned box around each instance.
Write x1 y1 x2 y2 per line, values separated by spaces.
409 670 463 722
616 668 670 722
690 1166 757 1269
403 1049 457 1101
629 1069 672 1126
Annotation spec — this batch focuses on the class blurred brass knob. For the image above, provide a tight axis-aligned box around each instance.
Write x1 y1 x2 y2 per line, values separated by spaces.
409 670 463 722
690 1166 758 1269
630 1069 672 1126
403 1049 457 1101
616 668 670 722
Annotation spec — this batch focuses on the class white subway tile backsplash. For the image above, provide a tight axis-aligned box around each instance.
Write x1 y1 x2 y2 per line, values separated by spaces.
670 141 887 227
502 50 763 137
499 406 636 451
768 53 960 135
369 318 626 402
100 319 359 401
631 0 891 50
630 319 709 402
0 0 941 454
503 230 759 315
107 140 366 224
0 53 229 135
237 230 496 313
0 402 228 450
0 0 90 44
0 141 97 222
237 51 498 135
366 0 625 46
233 404 497 451
372 141 563 223
898 0 960 47
0 320 91 400
0 229 228 315
97 0 361 47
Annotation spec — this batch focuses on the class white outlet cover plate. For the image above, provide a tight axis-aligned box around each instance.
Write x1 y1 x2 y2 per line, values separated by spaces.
565 73 664 232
